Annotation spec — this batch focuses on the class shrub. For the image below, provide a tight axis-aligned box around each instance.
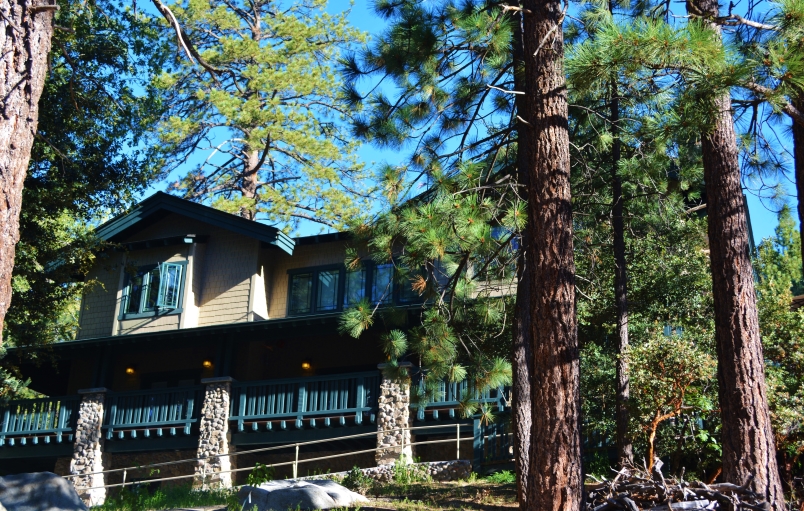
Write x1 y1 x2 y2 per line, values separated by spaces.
341 466 375 495
485 470 515 484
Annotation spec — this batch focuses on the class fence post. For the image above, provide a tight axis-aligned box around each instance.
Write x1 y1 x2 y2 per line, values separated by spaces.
195 377 235 489
456 422 460 460
293 443 299 478
70 388 108 507
375 362 413 465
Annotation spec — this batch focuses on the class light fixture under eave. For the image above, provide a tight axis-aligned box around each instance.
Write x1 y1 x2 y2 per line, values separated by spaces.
125 367 136 375
202 360 213 369
301 360 311 370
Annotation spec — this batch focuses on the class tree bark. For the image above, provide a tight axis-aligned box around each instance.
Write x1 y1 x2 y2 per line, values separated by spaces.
688 0 786 507
240 149 259 220
510 5 532 506
610 79 633 465
793 95 804 269
520 0 582 509
0 0 56 346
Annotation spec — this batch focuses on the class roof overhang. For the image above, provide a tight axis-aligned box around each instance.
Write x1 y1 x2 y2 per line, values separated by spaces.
95 192 294 255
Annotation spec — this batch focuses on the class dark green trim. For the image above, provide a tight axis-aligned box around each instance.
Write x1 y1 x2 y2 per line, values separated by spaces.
118 261 188 320
0 443 72 459
95 192 294 255
104 436 199 453
122 235 209 252
9 305 422 356
231 425 375 446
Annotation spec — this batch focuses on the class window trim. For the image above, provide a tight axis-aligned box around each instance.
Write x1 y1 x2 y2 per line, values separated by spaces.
119 261 188 320
287 261 421 317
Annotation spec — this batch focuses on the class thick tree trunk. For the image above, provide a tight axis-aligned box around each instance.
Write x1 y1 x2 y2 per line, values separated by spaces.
793 96 804 268
520 0 582 509
610 80 633 465
512 237 533 508
688 0 785 507
0 0 55 345
510 7 532 506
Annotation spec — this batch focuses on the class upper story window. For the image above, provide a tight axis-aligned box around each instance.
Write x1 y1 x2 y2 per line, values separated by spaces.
122 262 186 318
288 263 422 316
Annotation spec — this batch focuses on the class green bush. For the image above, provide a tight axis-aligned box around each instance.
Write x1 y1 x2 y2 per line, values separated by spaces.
341 466 375 495
485 470 515 484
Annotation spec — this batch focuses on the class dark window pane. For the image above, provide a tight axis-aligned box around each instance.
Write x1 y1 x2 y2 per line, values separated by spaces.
372 264 393 305
317 270 340 311
125 274 144 314
144 267 161 311
289 273 313 314
344 268 366 306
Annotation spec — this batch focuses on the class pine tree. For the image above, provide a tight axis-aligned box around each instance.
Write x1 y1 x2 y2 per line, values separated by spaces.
150 0 373 229
339 1 535 502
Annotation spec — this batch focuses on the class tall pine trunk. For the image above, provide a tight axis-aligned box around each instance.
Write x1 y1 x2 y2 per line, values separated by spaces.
511 6 532 506
0 0 55 345
688 0 785 507
794 96 804 269
521 0 582 509
610 79 633 464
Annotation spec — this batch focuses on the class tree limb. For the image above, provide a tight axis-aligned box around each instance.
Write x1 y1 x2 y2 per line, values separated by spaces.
150 0 225 77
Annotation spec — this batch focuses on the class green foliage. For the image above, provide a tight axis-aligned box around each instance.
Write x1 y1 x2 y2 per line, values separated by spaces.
92 484 231 511
153 0 374 229
245 463 275 486
391 458 430 487
341 466 375 495
484 470 515 484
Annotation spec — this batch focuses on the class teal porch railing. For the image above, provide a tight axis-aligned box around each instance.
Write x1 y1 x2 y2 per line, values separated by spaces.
0 396 80 447
230 371 381 432
103 386 203 440
416 379 508 421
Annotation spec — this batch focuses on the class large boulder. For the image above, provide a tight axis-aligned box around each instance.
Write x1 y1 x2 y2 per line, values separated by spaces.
0 472 87 511
236 479 369 511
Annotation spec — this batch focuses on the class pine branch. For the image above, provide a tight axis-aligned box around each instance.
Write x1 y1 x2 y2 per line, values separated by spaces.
743 81 804 127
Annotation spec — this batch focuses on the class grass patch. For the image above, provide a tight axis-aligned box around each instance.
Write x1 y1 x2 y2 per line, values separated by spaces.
485 471 515 485
91 484 232 511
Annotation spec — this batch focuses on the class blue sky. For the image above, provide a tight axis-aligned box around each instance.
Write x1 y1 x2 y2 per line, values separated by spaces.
146 0 796 245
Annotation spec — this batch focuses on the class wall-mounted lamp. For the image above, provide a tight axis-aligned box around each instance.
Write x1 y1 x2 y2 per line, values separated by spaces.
125 367 136 375
202 360 213 369
301 360 312 370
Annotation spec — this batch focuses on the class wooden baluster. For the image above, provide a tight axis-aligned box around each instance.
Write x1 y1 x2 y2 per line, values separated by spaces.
355 377 364 425
296 382 306 429
238 386 247 433
1 407 10 446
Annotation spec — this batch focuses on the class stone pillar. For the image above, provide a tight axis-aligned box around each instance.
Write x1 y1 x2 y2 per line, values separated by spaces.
195 377 234 489
71 388 107 507
375 362 413 465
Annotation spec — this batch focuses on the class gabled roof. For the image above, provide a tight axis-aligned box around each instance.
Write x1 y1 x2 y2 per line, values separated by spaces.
95 192 295 255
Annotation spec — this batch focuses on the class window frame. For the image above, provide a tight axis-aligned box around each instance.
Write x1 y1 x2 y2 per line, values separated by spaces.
119 261 188 320
286 261 421 317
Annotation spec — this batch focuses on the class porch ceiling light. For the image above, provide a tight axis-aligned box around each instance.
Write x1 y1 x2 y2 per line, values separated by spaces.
202 360 213 369
125 367 136 375
301 360 311 370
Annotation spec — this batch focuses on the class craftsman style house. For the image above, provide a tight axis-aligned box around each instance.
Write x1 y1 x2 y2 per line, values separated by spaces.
0 193 506 502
